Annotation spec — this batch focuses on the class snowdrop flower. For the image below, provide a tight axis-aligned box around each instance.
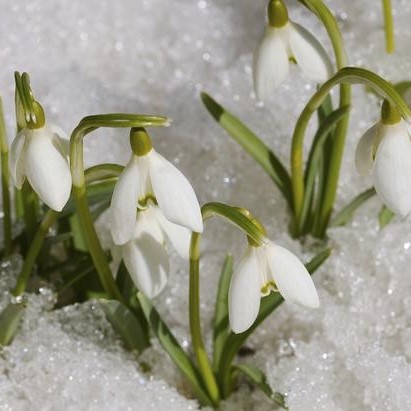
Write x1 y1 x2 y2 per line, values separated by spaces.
9 105 71 211
229 239 319 334
355 100 411 217
253 0 332 100
121 205 192 298
109 128 203 297
110 127 203 246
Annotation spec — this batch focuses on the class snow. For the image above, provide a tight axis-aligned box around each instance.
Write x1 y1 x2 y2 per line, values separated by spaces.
1 0 411 409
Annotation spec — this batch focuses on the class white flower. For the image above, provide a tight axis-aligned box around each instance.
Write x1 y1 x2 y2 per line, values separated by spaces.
355 119 411 217
253 21 332 100
228 241 319 334
121 205 191 298
110 148 203 245
9 123 72 211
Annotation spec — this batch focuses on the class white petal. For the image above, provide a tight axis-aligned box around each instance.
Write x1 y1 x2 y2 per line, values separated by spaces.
9 130 27 189
122 210 169 298
228 247 262 334
149 151 203 233
110 244 123 279
154 208 192 259
109 157 140 245
25 127 72 211
288 22 332 83
252 26 289 100
136 154 152 200
266 243 319 308
373 122 411 217
355 122 381 176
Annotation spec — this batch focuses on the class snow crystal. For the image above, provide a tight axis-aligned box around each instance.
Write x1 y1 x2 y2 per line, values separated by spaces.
0 0 411 409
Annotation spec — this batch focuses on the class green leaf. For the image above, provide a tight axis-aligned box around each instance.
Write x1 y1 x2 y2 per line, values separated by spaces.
212 255 233 371
100 299 149 353
137 292 213 406
43 232 73 247
0 302 25 346
300 105 350 232
84 163 123 184
201 93 292 206
330 188 375 227
234 364 287 409
379 205 395 229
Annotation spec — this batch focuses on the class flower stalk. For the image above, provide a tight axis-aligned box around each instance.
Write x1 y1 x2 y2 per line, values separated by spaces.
291 67 411 235
69 115 169 301
13 209 58 295
382 0 395 54
188 202 266 404
0 96 12 255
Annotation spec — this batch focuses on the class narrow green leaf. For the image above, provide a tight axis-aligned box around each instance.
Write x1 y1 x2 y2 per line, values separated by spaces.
60 179 116 219
378 205 395 229
0 302 25 346
43 232 73 247
234 364 287 409
137 292 213 406
305 248 332 273
330 188 375 227
201 93 292 205
84 163 123 184
300 105 350 232
212 255 233 371
310 94 334 236
114 263 149 337
100 299 149 353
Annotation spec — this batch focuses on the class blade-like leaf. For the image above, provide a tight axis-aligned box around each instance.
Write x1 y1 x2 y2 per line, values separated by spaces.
300 105 350 232
137 292 213 406
378 205 395 229
84 163 123 184
234 364 287 409
0 302 25 346
330 188 375 227
212 255 233 371
201 93 292 206
100 299 149 353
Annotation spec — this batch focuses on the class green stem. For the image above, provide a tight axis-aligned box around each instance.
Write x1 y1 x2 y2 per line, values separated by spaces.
13 209 58 295
298 0 351 237
21 181 39 244
188 202 266 404
0 96 12 255
190 232 220 406
382 0 395 54
291 67 411 232
69 114 168 301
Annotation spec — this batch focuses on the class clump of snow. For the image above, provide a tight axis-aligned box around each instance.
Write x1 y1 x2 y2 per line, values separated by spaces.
1 0 411 409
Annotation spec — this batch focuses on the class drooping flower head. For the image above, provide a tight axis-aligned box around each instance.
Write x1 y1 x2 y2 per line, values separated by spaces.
253 0 332 100
229 231 319 334
109 128 203 297
9 102 72 211
355 100 411 217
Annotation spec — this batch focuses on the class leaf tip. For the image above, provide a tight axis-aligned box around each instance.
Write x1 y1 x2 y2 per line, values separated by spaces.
201 92 224 122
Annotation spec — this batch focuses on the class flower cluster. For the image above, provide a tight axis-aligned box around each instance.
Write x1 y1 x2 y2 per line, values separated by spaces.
108 128 203 298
